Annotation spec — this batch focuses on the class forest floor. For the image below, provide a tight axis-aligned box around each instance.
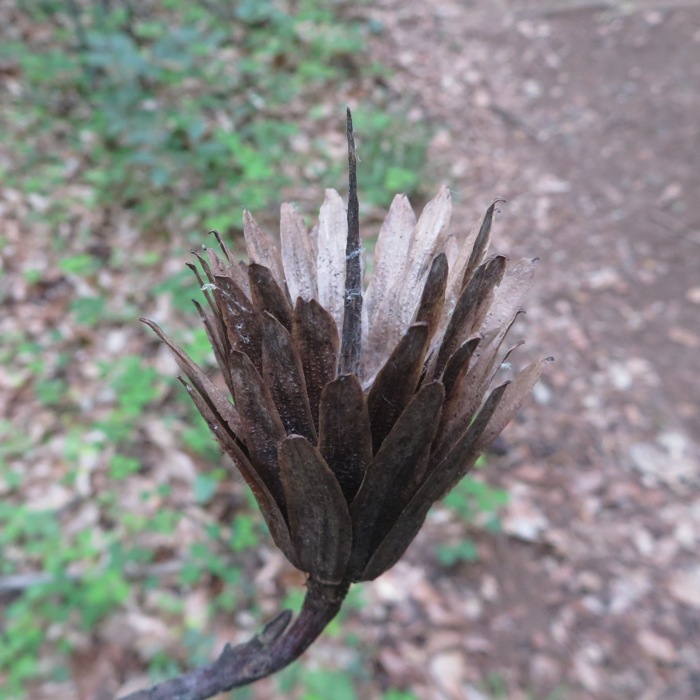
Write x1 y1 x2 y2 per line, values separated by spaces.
3 1 700 699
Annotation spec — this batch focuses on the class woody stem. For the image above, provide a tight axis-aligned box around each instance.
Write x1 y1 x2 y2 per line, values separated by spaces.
119 578 350 700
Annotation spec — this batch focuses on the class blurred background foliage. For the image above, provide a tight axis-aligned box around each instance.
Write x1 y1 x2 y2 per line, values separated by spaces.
1 0 428 237
0 1 506 698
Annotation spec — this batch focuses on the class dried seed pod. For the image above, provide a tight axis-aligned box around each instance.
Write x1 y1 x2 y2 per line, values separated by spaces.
143 110 548 589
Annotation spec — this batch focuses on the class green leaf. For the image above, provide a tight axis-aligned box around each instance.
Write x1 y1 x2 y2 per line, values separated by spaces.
69 296 106 326
229 514 259 552
34 378 67 406
109 454 141 480
437 539 478 566
180 560 203 586
58 254 97 276
193 473 219 504
301 671 357 700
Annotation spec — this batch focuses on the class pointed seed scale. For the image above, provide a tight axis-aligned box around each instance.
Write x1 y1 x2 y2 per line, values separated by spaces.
292 298 340 431
228 349 287 511
209 229 234 263
243 209 285 286
261 312 317 443
175 377 299 568
279 435 352 582
481 256 538 338
414 252 449 341
367 322 430 453
401 185 452 319
441 335 481 399
427 380 510 492
476 357 554 450
140 318 242 437
348 381 445 579
360 382 508 581
318 373 372 503
461 198 504 289
316 188 348 337
249 263 293 332
364 192 416 328
434 255 506 379
280 202 317 304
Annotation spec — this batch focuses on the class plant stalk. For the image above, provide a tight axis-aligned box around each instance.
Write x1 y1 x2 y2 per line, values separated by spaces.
118 577 350 700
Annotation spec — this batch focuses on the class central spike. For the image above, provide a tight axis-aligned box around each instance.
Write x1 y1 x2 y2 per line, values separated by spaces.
339 107 362 376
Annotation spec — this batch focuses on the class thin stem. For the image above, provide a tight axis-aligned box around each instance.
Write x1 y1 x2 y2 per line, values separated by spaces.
118 578 349 700
339 108 362 375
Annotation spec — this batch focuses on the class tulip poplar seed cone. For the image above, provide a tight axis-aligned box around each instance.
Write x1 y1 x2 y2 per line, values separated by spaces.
143 112 551 589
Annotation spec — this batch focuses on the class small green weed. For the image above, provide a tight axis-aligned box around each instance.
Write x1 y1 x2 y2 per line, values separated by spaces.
436 460 509 566
2 1 429 235
0 507 139 697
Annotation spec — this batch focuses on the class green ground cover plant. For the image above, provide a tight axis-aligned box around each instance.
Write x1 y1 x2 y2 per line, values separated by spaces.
438 463 509 566
2 0 426 236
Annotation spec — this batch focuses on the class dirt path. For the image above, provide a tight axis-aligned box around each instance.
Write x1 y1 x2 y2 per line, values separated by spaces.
356 1 700 698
